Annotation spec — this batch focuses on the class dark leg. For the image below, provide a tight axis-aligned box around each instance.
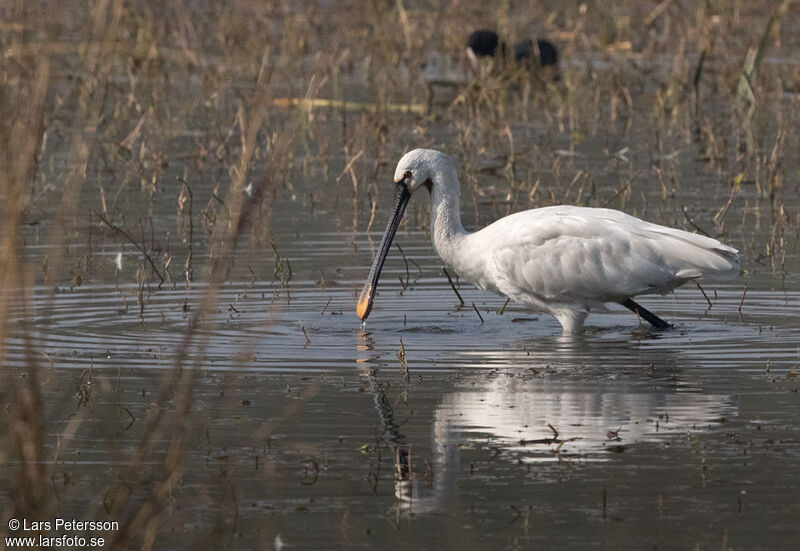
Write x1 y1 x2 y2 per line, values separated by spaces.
621 299 673 330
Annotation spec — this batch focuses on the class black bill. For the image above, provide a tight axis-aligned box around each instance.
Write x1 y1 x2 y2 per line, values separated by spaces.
357 182 411 320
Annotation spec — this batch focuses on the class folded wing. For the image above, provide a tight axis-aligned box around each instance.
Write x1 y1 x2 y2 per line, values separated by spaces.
481 206 740 309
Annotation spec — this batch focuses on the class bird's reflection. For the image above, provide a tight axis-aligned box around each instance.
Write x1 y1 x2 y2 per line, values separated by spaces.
356 330 738 516
356 330 413 509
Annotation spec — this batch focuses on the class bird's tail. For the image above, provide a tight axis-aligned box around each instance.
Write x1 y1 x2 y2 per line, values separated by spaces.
652 227 741 281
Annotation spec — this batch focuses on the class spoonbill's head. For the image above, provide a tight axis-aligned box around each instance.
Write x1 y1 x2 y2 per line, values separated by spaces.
392 148 452 193
357 149 452 321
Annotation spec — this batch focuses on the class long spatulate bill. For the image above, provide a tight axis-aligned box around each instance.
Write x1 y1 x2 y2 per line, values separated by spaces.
357 182 411 321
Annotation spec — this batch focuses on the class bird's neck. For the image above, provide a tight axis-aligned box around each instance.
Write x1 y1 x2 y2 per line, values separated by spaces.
429 169 467 266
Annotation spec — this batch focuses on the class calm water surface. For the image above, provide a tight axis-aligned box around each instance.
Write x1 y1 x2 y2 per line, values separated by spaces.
8 212 800 549
3 70 800 550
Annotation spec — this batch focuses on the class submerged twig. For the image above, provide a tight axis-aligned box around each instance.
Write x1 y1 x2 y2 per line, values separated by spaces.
94 210 165 287
695 281 712 309
320 297 332 315
442 266 464 306
497 297 511 315
680 206 711 237
471 303 484 324
397 339 410 382
396 244 410 292
738 284 748 321
177 176 194 285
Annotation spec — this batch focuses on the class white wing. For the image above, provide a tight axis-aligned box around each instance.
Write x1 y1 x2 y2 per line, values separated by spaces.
468 206 739 310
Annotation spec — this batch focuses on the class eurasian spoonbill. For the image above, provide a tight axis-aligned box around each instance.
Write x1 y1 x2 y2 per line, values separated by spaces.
357 149 741 334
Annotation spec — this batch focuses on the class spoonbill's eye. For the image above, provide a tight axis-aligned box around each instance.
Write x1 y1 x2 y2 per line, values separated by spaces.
403 170 412 181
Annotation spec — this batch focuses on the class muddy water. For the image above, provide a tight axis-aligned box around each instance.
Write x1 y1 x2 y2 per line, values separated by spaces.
3 85 800 550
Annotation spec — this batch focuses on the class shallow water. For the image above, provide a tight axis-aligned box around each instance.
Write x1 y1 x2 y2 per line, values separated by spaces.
6 204 800 548
4 34 800 551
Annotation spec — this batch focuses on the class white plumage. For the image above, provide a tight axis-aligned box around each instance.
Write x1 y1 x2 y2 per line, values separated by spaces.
357 149 741 334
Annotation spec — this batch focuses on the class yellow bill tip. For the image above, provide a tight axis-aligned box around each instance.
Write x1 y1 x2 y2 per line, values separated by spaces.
356 285 373 320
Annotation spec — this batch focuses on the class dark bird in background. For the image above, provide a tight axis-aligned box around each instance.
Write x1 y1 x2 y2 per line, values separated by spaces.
467 29 502 58
467 29 558 73
422 29 559 109
513 38 558 67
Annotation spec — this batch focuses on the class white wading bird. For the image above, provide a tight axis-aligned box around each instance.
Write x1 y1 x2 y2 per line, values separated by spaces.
357 149 741 334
